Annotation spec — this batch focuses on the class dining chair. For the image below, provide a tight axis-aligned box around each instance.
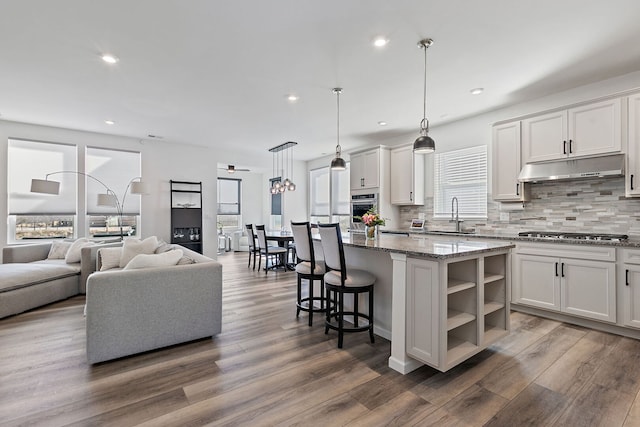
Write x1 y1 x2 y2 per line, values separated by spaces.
245 223 259 269
318 223 376 348
255 224 288 274
290 221 328 326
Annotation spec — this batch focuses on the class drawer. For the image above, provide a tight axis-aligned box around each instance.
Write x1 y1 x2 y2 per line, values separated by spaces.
623 249 640 265
516 242 616 262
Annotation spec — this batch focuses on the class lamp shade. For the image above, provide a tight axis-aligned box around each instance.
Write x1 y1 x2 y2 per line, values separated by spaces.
30 179 60 195
331 156 347 170
130 180 149 195
97 193 118 207
413 135 436 154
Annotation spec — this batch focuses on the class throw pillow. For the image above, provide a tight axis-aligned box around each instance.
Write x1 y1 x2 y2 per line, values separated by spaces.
123 249 183 270
177 255 196 265
154 239 173 254
98 247 123 271
47 241 72 259
119 236 159 268
65 238 94 264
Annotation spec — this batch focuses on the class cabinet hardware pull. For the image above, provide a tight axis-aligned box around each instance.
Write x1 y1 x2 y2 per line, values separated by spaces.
555 262 558 277
627 269 630 286
410 191 413 201
563 140 567 154
632 174 635 190
569 139 573 153
361 178 364 187
561 263 565 277
516 183 520 196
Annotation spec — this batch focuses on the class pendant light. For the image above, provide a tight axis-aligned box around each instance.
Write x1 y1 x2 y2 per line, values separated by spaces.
268 141 297 194
413 38 435 154
330 88 347 170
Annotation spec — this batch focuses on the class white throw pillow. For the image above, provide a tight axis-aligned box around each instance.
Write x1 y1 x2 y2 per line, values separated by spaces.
123 249 183 270
65 238 94 264
119 236 159 268
47 241 72 259
99 247 123 271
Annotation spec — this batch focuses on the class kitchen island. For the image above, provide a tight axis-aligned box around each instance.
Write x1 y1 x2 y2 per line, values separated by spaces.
314 232 514 374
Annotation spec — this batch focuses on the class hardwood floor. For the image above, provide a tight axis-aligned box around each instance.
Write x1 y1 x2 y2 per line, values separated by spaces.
1 251 639 426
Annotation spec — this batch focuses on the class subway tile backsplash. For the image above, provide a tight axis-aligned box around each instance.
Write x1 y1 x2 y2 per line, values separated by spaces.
399 177 640 237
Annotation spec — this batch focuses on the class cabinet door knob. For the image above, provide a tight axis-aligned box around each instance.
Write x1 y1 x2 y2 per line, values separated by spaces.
632 174 635 190
569 139 573 154
555 262 558 277
561 263 565 277
516 183 520 196
627 269 630 286
563 140 567 154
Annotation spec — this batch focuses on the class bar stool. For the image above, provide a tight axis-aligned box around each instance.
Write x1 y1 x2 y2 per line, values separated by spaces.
318 223 376 348
245 224 259 269
291 221 327 326
255 225 288 273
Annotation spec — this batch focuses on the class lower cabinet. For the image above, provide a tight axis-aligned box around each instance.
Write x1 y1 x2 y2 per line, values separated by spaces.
622 249 640 329
406 251 510 372
513 244 616 323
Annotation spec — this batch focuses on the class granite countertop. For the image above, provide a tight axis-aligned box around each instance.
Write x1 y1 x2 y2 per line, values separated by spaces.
335 233 514 260
379 228 640 248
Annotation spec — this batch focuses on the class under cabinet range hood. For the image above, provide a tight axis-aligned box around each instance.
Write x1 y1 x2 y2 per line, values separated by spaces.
518 154 625 183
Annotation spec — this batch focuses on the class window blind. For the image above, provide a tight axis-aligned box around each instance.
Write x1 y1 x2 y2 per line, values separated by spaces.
330 162 350 215
8 139 77 215
217 178 241 215
86 147 141 215
309 167 329 216
433 145 487 219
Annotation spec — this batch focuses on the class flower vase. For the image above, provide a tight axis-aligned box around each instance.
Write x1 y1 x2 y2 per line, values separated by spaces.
365 225 377 240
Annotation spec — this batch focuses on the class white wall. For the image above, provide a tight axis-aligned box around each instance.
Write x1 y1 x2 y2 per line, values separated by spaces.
0 120 219 259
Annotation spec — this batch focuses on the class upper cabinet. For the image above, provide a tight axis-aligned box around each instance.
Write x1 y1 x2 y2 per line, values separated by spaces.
390 144 424 205
350 148 380 190
492 121 529 202
627 93 640 196
522 98 622 164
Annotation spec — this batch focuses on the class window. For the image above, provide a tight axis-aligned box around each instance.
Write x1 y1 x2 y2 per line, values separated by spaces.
309 163 350 230
309 167 330 224
331 163 351 230
8 139 77 241
433 145 487 219
86 147 141 238
218 178 241 229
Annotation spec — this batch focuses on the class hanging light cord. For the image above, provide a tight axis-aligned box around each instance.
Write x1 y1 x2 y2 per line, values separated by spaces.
336 88 341 156
419 39 433 134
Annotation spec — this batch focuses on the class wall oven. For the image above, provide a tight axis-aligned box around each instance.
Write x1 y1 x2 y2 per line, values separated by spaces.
350 193 378 231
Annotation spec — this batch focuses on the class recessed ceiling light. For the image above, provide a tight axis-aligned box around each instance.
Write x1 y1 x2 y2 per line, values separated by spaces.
101 54 119 64
287 94 299 102
373 37 389 48
104 120 115 125
470 87 484 95
378 121 388 126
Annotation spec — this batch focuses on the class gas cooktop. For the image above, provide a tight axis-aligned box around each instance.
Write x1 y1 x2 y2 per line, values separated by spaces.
518 231 628 242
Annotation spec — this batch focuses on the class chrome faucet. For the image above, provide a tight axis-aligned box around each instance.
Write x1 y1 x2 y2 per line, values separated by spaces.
450 196 463 232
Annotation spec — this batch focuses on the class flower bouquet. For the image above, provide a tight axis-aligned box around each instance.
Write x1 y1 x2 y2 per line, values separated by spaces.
355 207 385 239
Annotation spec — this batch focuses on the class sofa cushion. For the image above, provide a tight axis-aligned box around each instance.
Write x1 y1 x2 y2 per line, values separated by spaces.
65 238 94 264
98 247 122 271
47 241 72 259
119 236 159 267
0 262 81 293
123 249 183 270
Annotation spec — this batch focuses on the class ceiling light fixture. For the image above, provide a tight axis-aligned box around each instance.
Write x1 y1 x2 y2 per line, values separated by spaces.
330 88 346 170
373 37 389 47
470 87 484 95
105 120 115 125
287 94 299 102
101 54 119 64
413 38 435 154
378 121 388 126
268 141 297 194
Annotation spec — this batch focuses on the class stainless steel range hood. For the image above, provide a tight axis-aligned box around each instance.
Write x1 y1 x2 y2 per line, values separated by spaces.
518 154 625 183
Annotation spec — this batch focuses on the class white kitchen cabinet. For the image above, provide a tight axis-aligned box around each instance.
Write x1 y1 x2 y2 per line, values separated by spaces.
522 98 622 164
621 249 640 329
491 121 529 201
626 93 640 196
350 148 380 190
390 144 424 205
513 243 616 323
406 251 510 372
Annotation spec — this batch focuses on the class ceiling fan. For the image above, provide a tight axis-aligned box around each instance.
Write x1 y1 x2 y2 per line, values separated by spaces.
218 164 250 174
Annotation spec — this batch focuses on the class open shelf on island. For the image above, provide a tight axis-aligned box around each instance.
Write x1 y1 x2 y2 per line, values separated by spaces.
484 273 505 284
484 301 505 315
447 335 478 363
447 309 476 331
447 278 476 294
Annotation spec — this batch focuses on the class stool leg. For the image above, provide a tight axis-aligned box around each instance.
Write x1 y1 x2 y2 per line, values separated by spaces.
354 292 359 328
308 278 314 326
325 287 331 335
296 274 301 318
369 287 375 344
338 291 344 349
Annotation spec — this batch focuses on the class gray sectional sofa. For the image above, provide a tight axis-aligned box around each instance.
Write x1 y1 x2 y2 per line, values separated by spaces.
0 241 119 319
85 244 222 364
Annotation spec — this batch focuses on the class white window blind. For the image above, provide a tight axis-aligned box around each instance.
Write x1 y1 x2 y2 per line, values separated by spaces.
8 139 77 215
217 178 241 214
310 167 329 216
86 147 141 215
331 162 350 215
433 145 487 219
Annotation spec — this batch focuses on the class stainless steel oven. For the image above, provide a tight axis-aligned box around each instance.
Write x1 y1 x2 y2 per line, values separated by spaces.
350 193 378 231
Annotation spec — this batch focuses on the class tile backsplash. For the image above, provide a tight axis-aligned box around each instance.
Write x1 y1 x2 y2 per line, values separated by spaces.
399 177 640 237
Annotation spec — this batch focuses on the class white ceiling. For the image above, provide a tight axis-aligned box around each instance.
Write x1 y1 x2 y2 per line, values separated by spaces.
2 0 640 170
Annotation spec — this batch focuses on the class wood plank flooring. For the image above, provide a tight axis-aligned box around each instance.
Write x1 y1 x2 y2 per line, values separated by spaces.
1 251 640 426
